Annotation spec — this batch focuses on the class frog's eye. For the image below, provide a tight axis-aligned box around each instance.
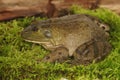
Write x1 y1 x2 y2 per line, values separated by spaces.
44 30 52 38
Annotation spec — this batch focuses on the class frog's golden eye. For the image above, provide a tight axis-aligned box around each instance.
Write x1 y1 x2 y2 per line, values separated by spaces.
44 30 52 38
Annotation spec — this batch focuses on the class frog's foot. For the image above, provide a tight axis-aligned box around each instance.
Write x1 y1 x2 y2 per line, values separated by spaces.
71 39 112 65
41 47 69 63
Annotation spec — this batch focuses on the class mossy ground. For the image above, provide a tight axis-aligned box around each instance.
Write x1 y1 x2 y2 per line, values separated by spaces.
0 6 120 80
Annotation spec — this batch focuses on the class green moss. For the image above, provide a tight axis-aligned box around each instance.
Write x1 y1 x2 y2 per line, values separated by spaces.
0 6 120 80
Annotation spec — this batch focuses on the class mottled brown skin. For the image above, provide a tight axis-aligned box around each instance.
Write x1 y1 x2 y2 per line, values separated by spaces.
84 14 110 33
21 14 111 65
42 33 111 65
41 47 69 63
71 39 112 65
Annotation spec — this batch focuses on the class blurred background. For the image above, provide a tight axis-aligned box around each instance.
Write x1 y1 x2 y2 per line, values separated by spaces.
0 0 120 21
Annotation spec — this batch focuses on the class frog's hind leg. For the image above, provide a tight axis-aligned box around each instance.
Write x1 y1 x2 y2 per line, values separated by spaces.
71 39 112 65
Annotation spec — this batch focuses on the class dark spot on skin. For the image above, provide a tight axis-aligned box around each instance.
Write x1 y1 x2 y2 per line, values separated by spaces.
69 56 74 59
101 26 105 30
58 52 62 55
96 22 100 26
92 41 99 58
56 59 60 62
76 49 82 55
32 26 38 31
45 56 50 60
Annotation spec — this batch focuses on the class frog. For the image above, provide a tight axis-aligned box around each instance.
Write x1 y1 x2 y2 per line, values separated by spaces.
21 14 111 65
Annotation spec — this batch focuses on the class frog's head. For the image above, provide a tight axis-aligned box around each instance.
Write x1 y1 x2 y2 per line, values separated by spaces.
21 20 63 50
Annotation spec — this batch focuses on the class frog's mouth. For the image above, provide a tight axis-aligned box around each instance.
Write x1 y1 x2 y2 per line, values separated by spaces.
24 39 61 49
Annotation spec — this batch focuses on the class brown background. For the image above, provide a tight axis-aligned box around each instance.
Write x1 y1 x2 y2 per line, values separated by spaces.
0 0 120 21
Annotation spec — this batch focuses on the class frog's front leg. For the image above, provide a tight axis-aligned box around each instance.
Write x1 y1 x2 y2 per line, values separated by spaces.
41 46 69 63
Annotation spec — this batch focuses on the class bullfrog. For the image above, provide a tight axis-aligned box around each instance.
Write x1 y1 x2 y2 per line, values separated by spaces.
21 14 111 65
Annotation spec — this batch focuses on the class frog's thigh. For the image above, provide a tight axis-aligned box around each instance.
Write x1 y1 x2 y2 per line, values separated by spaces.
95 41 112 61
74 40 94 59
74 40 111 62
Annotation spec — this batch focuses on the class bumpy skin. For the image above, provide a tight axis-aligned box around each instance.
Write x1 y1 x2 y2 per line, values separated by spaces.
41 47 69 63
85 14 110 36
21 14 111 65
71 39 112 65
